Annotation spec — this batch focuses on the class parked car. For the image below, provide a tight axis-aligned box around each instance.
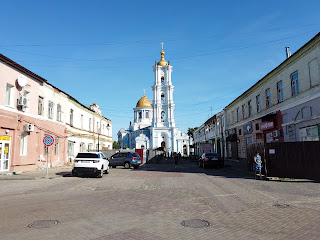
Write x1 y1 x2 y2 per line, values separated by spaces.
108 152 141 169
198 152 224 168
72 152 109 177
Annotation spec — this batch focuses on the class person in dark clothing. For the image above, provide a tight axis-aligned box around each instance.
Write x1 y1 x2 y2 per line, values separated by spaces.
173 152 179 168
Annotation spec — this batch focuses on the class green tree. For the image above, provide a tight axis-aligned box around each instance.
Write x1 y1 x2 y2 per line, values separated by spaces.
187 127 198 139
123 144 128 149
113 141 120 149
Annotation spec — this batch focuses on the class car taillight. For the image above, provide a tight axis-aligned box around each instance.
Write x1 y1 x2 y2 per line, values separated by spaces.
131 157 136 160
93 160 100 163
204 158 208 161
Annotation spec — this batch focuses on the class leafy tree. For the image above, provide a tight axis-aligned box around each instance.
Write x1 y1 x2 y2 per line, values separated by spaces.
187 127 198 139
123 144 128 149
113 141 120 149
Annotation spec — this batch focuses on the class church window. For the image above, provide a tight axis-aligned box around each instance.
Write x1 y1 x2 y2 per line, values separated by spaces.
146 111 149 118
139 112 142 119
161 76 165 86
161 111 166 122
161 93 165 104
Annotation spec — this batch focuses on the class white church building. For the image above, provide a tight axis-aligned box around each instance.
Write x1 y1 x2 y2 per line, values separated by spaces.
118 45 191 156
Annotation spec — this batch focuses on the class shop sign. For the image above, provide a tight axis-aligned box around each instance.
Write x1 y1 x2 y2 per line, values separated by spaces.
260 121 274 131
243 123 253 135
0 136 11 141
269 149 275 154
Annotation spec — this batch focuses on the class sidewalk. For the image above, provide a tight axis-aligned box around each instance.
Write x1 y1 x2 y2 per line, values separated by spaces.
0 166 73 180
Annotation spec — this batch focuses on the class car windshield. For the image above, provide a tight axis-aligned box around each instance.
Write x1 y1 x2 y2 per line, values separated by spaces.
132 153 140 157
76 153 100 158
205 153 219 157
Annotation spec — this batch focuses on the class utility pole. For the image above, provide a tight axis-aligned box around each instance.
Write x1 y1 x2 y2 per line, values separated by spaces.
97 121 100 151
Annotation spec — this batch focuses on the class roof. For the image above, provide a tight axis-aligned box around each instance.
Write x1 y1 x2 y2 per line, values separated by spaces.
225 32 320 109
0 53 111 122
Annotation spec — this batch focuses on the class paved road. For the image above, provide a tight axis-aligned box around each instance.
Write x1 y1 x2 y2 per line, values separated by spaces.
1 159 319 240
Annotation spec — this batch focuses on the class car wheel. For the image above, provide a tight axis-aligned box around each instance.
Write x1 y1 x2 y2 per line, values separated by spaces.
124 162 131 169
112 166 117 168
105 167 110 174
97 168 104 178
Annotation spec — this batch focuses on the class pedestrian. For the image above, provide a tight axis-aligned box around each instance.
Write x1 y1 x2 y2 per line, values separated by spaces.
253 152 262 180
173 152 179 168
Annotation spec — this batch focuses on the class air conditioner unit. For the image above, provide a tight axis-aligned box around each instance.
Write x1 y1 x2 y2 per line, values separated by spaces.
18 96 28 107
24 123 34 132
273 130 281 137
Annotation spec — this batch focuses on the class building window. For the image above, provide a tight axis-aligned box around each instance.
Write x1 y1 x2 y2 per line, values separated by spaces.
266 89 271 108
38 97 44 115
161 111 166 122
161 76 165 86
68 141 74 156
232 111 235 123
55 138 59 156
237 108 240 122
239 129 242 135
256 123 259 130
88 143 93 150
44 145 49 155
242 104 246 119
6 83 14 107
161 93 165 104
301 126 319 141
246 136 253 145
70 109 73 126
57 104 62 121
48 101 54 119
256 95 261 113
139 112 142 119
277 81 283 103
20 132 28 156
89 118 92 131
81 114 83 129
248 100 252 116
146 111 149 118
291 72 299 96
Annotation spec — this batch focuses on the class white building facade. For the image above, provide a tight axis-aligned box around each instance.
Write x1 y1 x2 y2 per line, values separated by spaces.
118 46 191 156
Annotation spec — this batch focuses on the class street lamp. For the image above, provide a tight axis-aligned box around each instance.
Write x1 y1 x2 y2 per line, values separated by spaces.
97 122 100 151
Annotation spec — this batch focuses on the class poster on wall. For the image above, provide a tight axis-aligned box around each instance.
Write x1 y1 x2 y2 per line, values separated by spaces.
266 132 274 143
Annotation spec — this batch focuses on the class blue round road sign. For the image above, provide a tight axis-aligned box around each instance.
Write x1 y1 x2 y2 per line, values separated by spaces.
43 135 54 146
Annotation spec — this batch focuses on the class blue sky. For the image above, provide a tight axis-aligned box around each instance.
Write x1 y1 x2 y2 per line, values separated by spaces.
1 0 320 140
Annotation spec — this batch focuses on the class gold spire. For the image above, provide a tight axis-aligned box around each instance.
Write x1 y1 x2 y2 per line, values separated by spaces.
157 42 168 66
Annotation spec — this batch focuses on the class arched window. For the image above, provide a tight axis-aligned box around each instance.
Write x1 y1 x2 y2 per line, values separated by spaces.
161 93 165 104
161 111 166 122
161 76 165 86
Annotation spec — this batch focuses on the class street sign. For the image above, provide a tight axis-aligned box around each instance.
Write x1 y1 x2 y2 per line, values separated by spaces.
43 135 54 146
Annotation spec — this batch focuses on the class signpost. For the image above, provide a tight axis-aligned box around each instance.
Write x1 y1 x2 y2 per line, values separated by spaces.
43 135 54 179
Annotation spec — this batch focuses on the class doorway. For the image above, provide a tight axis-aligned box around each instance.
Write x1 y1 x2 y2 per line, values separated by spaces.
0 136 11 171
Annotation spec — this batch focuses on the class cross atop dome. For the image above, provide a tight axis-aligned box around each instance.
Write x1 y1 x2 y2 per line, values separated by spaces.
157 42 168 66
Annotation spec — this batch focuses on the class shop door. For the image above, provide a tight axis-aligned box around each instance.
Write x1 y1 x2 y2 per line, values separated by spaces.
0 137 11 171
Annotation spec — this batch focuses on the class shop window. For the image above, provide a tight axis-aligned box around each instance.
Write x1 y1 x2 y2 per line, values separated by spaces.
301 126 319 141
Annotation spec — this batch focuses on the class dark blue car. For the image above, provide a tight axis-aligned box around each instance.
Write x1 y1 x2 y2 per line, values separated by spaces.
109 152 141 169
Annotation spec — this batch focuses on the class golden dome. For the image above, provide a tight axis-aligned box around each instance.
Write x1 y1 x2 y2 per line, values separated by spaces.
136 91 152 107
157 42 168 66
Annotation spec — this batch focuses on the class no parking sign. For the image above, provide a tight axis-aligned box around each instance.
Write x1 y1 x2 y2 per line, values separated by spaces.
43 135 54 146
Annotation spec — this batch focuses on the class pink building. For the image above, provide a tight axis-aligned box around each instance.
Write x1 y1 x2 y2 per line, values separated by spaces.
0 54 67 171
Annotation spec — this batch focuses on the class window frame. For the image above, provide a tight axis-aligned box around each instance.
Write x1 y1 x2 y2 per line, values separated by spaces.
70 109 74 126
242 104 246 119
38 96 44 115
6 83 14 107
237 108 240 122
291 71 299 96
57 104 62 121
248 100 252 116
277 81 283 103
20 131 28 156
266 89 271 109
256 95 261 113
48 101 54 119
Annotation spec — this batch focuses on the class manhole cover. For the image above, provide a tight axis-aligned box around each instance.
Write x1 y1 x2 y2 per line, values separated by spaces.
28 220 59 229
181 219 211 228
273 203 290 208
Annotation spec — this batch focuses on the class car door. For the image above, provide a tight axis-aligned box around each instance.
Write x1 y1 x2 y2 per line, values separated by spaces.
109 153 119 166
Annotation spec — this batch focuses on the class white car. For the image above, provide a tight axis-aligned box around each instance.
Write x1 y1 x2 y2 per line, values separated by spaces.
72 152 109 178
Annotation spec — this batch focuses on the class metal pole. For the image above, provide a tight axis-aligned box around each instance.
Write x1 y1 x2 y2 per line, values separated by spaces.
46 147 49 179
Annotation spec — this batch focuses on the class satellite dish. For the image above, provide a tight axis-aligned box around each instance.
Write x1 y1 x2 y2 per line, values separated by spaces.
18 75 27 87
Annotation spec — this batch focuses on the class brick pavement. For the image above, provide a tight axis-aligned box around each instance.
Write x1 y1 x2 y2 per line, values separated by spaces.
0 159 319 240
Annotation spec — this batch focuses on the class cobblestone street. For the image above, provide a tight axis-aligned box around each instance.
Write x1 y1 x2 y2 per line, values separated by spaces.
1 159 319 240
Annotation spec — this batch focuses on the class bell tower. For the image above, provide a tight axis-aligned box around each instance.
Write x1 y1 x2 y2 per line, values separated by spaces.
151 43 175 128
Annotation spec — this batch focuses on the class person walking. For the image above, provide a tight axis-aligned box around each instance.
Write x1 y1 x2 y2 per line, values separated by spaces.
173 152 179 168
253 152 262 180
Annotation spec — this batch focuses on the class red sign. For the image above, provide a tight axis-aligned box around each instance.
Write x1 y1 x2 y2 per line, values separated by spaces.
260 121 274 131
43 135 54 146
